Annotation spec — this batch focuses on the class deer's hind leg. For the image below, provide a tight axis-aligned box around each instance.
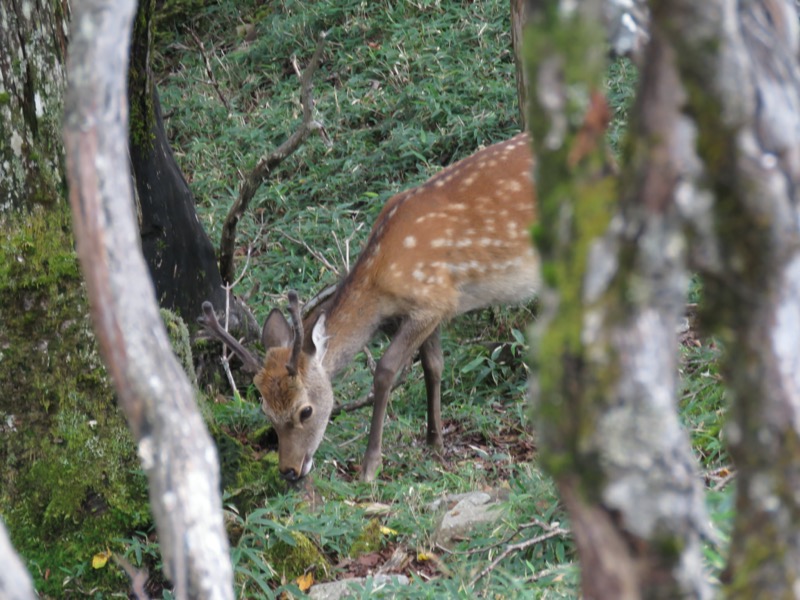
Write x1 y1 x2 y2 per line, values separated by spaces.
419 326 444 451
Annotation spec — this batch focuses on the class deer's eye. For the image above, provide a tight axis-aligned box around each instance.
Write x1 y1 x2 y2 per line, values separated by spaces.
299 406 313 422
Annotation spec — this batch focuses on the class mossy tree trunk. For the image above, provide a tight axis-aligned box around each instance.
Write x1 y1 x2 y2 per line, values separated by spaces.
0 0 236 594
660 0 800 595
0 0 151 594
0 0 68 210
525 0 709 597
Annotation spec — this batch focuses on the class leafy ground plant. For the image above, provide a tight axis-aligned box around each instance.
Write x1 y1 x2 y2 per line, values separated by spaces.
112 0 736 596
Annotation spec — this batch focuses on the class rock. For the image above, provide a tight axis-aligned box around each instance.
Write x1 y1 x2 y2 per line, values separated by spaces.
432 491 506 548
308 575 410 600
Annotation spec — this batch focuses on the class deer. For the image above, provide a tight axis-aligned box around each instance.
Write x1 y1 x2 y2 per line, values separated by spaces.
200 133 538 482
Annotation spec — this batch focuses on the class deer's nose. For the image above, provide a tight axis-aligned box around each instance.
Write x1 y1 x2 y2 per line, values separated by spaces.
280 467 301 482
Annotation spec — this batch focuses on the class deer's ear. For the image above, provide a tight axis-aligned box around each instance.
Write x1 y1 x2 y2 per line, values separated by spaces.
311 314 328 362
262 309 293 350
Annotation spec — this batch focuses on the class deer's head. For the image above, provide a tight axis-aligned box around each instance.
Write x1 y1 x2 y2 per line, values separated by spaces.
201 292 333 481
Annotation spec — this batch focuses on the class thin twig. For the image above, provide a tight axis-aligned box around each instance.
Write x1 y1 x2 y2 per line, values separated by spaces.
330 364 413 417
438 517 558 557
363 346 377 374
331 390 375 417
188 29 232 112
277 229 340 275
526 564 574 584
216 232 259 397
468 523 570 587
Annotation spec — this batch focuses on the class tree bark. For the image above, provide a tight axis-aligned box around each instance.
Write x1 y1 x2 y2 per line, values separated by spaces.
0 0 68 211
511 0 529 129
525 1 709 597
129 0 228 324
658 0 800 595
64 0 233 597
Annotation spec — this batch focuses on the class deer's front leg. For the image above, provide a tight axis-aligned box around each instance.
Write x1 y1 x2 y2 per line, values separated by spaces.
361 318 438 482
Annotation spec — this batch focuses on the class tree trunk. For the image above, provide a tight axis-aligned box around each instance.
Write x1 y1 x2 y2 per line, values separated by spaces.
0 0 150 594
525 0 709 596
511 0 529 129
129 0 229 324
659 0 800 595
0 0 67 210
64 0 233 597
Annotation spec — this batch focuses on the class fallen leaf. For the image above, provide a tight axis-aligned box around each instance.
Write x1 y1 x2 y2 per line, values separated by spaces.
380 525 398 536
356 553 382 567
296 571 314 592
92 548 112 569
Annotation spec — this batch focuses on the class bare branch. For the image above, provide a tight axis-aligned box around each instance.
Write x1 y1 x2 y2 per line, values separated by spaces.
330 364 411 417
219 32 328 284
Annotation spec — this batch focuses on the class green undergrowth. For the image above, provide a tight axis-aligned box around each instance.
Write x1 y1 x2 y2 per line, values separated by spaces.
119 0 727 597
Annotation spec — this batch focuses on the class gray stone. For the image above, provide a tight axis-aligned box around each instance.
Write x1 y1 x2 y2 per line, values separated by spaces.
308 575 410 600
433 491 506 547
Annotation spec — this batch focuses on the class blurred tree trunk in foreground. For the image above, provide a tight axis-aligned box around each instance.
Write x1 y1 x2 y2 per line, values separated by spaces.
662 0 800 595
0 0 237 594
525 0 709 596
0 518 35 600
64 0 233 597
527 0 800 597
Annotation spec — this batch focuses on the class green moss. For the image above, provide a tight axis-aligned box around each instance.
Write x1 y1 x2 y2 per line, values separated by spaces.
0 92 10 105
269 531 328 580
349 518 383 558
522 10 620 488
128 0 157 152
0 205 149 596
160 308 197 386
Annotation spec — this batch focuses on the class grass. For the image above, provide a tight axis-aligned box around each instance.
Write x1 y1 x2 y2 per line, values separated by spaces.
107 0 733 596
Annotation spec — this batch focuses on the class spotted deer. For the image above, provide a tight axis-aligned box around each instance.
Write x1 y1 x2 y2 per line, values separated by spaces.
201 133 537 482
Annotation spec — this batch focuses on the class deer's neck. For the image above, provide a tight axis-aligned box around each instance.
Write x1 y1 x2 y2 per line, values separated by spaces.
319 267 384 377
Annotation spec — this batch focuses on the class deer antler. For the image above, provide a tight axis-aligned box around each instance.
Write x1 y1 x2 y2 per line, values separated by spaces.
199 302 263 374
285 291 304 376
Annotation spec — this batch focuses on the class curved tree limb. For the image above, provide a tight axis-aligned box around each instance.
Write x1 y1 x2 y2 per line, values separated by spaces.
63 0 233 597
219 32 328 284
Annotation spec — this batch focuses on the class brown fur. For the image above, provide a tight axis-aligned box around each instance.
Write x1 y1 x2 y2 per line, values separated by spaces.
254 348 309 415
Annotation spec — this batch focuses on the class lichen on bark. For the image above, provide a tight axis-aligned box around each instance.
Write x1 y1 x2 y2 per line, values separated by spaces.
0 0 68 212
